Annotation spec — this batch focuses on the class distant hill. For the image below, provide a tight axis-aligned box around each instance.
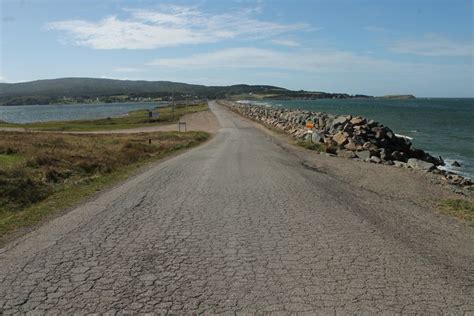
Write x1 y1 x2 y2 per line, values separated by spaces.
0 77 372 105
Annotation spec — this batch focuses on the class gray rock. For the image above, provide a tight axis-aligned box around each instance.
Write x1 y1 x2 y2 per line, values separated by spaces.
337 150 356 159
394 161 408 168
331 116 349 128
407 158 435 171
391 151 407 162
370 156 382 163
379 148 392 161
344 141 358 151
350 117 366 125
367 120 380 128
311 131 325 143
452 161 461 167
356 150 371 161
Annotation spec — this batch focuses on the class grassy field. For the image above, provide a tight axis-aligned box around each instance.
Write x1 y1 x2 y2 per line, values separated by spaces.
0 130 209 243
0 102 208 131
439 199 474 227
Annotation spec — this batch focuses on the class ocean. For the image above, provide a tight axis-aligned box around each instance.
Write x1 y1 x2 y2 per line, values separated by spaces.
248 98 474 179
0 102 168 124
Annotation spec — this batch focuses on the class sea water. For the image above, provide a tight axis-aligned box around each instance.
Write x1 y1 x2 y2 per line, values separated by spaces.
0 102 168 124
253 98 474 179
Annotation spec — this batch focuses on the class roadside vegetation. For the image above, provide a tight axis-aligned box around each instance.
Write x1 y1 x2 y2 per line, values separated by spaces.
0 102 208 131
296 140 326 152
0 130 209 243
439 199 474 227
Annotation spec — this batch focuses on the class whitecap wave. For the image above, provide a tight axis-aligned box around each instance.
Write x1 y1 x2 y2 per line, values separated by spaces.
438 157 473 180
395 133 413 140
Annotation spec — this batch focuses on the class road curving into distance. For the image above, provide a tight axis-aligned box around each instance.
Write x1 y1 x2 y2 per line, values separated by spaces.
0 101 472 314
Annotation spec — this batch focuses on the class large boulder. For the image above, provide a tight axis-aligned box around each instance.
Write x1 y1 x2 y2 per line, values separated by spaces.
356 150 371 161
332 132 349 146
337 150 357 159
331 116 349 128
370 156 382 163
407 158 435 172
344 141 358 151
394 161 408 168
350 117 366 125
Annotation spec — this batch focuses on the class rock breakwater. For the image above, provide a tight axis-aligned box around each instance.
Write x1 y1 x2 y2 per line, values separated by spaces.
221 100 472 188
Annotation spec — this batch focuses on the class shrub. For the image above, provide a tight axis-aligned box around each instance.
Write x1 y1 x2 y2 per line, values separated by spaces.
31 153 62 167
0 169 51 211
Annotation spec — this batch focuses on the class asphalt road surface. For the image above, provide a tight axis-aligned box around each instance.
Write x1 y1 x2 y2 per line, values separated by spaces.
0 101 472 314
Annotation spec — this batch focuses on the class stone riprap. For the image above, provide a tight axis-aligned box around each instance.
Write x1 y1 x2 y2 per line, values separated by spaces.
222 100 472 187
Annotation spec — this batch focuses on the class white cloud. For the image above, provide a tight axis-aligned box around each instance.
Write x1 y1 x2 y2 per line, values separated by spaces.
271 39 300 47
147 46 471 77
389 34 473 56
46 5 307 49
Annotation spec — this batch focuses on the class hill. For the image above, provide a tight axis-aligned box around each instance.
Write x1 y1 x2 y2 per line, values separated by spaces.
0 77 370 105
0 78 291 105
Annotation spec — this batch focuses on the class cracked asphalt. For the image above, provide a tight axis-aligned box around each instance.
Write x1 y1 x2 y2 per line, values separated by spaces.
0 101 473 314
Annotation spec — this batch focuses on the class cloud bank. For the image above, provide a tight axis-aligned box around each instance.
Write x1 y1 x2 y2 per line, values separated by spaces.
46 5 307 49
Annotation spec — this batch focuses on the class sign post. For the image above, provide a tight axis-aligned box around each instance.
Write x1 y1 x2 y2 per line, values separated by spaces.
306 120 314 143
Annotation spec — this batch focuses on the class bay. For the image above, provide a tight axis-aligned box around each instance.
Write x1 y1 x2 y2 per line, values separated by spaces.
0 102 168 124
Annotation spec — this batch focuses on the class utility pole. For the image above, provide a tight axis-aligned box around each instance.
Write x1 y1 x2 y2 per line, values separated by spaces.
172 90 175 121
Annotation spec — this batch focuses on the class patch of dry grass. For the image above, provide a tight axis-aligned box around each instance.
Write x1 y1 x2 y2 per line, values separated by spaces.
439 199 474 227
0 131 209 242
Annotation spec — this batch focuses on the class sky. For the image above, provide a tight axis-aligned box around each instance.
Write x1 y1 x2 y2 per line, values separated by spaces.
0 0 473 97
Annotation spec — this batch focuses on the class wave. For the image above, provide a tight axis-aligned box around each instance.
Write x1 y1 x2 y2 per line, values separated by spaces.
395 133 413 140
437 157 473 180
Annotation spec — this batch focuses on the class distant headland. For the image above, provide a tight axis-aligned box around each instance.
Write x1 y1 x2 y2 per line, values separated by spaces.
378 95 416 100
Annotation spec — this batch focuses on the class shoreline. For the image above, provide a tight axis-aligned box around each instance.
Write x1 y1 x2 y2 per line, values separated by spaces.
0 100 168 108
236 98 473 180
219 100 473 193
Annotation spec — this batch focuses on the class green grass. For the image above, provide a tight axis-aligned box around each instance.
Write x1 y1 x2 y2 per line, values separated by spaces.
0 130 209 244
296 140 326 152
0 103 208 132
0 154 24 168
438 199 474 227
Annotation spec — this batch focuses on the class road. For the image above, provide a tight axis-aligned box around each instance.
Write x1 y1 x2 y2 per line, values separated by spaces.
0 101 473 314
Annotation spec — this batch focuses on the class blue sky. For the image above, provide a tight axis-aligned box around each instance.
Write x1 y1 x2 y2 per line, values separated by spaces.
1 0 473 97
